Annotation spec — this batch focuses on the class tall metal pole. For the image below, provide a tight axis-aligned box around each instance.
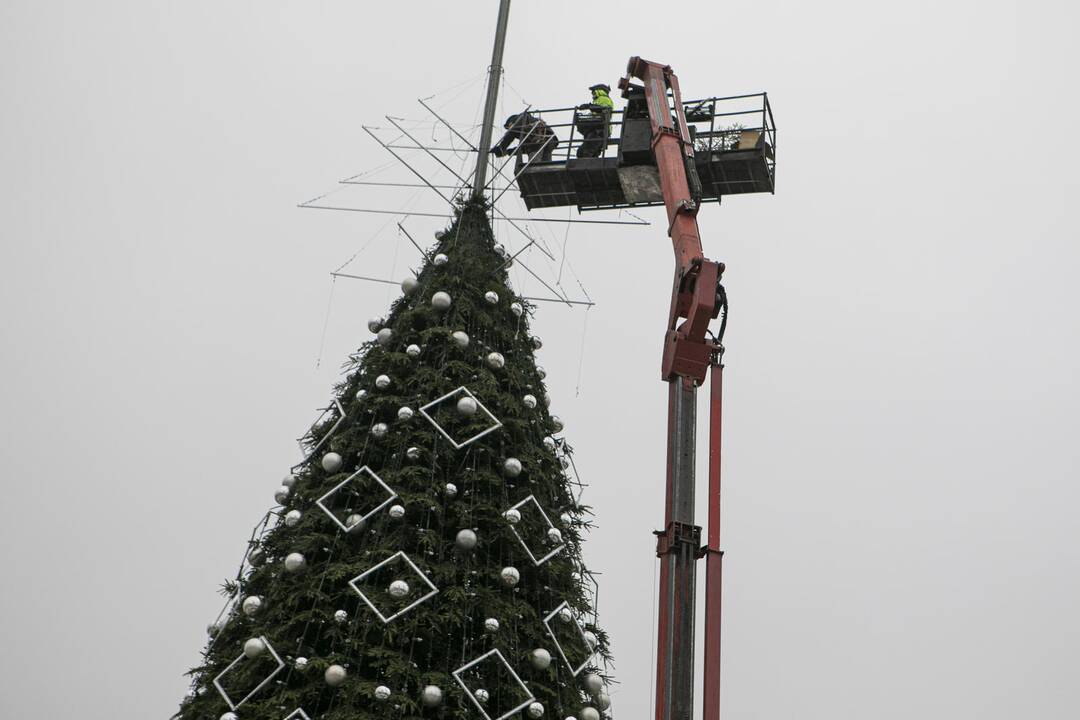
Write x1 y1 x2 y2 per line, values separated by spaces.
472 0 511 200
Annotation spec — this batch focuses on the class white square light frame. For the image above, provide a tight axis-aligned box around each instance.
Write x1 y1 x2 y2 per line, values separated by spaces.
316 466 397 533
452 648 535 720
542 601 594 676
505 494 566 566
284 710 311 720
294 398 346 466
212 635 286 710
419 386 502 449
348 550 439 623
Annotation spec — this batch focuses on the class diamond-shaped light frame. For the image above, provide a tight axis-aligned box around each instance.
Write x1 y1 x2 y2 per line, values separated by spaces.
542 601 594 676
284 710 312 720
212 635 286 710
293 398 346 467
316 466 397 533
348 550 439 623
505 494 566 566
452 648 536 720
419 386 502 449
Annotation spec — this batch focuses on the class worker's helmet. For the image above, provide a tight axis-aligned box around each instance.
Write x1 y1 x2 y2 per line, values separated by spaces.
589 83 611 95
504 114 519 129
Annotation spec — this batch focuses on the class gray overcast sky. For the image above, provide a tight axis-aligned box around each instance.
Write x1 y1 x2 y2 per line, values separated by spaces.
2 1 1078 718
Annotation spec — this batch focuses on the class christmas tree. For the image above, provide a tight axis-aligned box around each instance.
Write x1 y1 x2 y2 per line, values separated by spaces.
176 200 614 720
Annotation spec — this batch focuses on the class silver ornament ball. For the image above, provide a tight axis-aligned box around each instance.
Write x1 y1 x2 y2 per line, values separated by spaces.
523 394 537 409
243 637 265 659
401 276 418 294
531 335 543 349
282 473 298 488
375 374 391 389
558 606 574 623
397 406 414 421
376 327 394 346
295 656 309 671
560 512 573 526
444 482 458 498
528 701 545 718
451 330 470 348
431 291 452 310
284 509 302 527
433 252 449 265
371 422 389 438
355 388 368 402
500 566 520 587
345 514 365 531
456 396 478 416
388 504 405 519
486 352 505 369
322 452 343 473
333 609 348 624
504 508 522 524
547 528 563 544
484 617 500 632
421 685 443 707
551 415 564 432
583 630 598 649
284 552 307 572
531 648 552 669
510 301 524 317
406 446 421 461
543 436 557 452
475 688 490 703
455 528 478 551
484 291 499 304
537 366 547 379
580 708 600 720
367 317 383 333
325 664 347 687
220 713 238 720
544 392 552 407
241 595 263 616
375 685 391 700
406 344 421 357
274 485 291 505
503 457 522 477
596 691 611 710
584 673 604 695
389 579 410 598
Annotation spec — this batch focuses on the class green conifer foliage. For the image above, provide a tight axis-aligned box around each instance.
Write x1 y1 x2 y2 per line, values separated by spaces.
177 201 613 720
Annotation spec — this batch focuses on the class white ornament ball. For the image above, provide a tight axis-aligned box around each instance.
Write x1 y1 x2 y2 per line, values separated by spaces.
220 713 238 720
433 252 448 265
560 456 571 469
503 457 522 477
500 566 520 587
284 509 302 527
484 617 500 632
475 688 490 703
421 685 443 707
435 229 447 241
322 452 343 473
531 336 543 349
243 637 265 659
551 415 564 432
334 609 348 624
389 579 410 598
543 436 557 452
528 701 545 718
504 508 522 524
371 422 388 438
388 504 405 519
544 393 552 407
397 406 414 421
486 352 505 369
295 657 309 671
431 291 452 310
406 344 421 357
583 631 598 649
457 396 478 416
547 528 563 544
284 552 307 573
345 513 365 531
511 302 524 317
406 446 421 461
367 317 383 333
375 685 392 701
531 648 552 669
560 513 573 526
401 276 418 294
274 485 291 504
523 394 537 409
596 691 611 710
248 547 266 566
375 374 391 389
282 474 298 488
581 708 601 720
537 366 547 379
355 388 368 402
241 596 262 616
456 528 478 551
444 483 458 498
376 327 394 346
566 716 578 720
451 330 470 348
558 606 574 623
584 673 604 695
325 664 347 687
485 291 499 304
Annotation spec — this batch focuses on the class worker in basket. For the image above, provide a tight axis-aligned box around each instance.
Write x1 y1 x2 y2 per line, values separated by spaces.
490 112 558 170
575 83 615 158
